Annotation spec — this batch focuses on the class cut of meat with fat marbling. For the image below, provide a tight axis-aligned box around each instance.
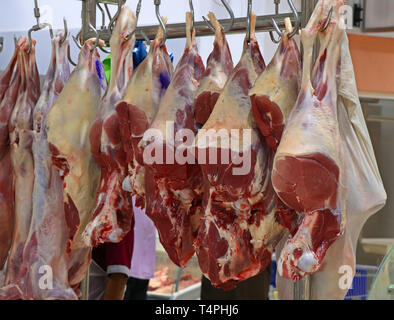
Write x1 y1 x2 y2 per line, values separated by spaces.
249 18 301 151
1 37 41 297
273 0 346 281
84 6 137 247
194 12 233 126
116 18 173 209
140 12 205 268
46 38 104 254
193 14 290 290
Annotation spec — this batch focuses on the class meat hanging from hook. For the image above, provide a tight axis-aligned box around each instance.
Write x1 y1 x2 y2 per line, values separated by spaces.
28 0 54 53
269 0 300 43
203 0 235 33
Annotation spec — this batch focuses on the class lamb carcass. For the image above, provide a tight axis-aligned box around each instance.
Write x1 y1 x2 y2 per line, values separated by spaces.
84 6 137 247
140 12 205 267
116 18 173 208
2 37 41 293
0 44 18 102
249 18 301 151
273 0 346 281
12 31 77 300
276 7 386 301
46 39 105 292
193 14 288 290
193 12 233 126
0 40 23 271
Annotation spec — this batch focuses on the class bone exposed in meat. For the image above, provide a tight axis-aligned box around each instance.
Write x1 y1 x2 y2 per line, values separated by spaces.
273 0 346 281
84 6 137 246
116 18 173 209
194 12 233 126
193 14 288 290
140 12 205 268
1 37 41 297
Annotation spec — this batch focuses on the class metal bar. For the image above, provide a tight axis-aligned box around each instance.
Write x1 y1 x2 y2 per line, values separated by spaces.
81 0 96 43
80 267 90 300
83 13 301 44
366 116 394 124
294 275 310 300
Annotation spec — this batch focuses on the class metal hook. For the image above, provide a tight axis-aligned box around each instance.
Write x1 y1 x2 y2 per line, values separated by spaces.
124 0 143 42
89 23 100 51
108 0 125 32
28 0 54 53
72 30 82 50
96 3 107 31
320 6 333 32
203 0 235 33
189 0 195 31
154 0 167 47
67 44 77 67
60 17 69 45
246 0 252 43
269 0 300 43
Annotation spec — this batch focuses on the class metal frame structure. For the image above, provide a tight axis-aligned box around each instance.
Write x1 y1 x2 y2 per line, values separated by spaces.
78 0 316 44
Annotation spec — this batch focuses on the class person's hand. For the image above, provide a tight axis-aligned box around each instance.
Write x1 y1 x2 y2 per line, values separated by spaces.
103 273 128 300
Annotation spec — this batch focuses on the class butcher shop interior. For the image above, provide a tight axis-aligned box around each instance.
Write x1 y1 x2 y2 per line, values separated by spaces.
0 0 393 302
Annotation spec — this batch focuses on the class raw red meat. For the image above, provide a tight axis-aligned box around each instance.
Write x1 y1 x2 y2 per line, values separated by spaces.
0 41 22 271
2 37 40 293
12 31 76 300
193 14 288 290
0 44 18 102
194 12 233 126
140 12 205 268
250 18 301 151
273 1 346 281
84 6 137 246
116 18 173 209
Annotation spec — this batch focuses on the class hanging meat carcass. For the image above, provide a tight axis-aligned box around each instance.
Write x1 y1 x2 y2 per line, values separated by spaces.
273 0 347 281
0 40 22 272
46 38 106 293
249 18 301 151
83 6 137 247
116 18 173 208
1 37 41 296
193 12 233 126
0 43 18 102
276 0 386 300
140 12 205 267
193 14 288 290
11 31 77 300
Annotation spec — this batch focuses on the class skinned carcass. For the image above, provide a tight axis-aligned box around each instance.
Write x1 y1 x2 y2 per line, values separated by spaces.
1 37 41 297
193 14 289 290
273 0 347 281
116 18 173 208
276 2 386 300
0 40 22 272
140 12 205 268
194 12 233 126
12 31 76 300
84 6 137 247
249 18 301 151
0 44 18 102
46 38 106 293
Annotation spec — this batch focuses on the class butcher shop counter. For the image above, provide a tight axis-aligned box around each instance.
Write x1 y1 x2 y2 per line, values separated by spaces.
147 235 202 300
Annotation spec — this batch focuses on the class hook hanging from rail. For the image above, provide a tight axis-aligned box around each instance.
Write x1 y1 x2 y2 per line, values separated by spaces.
269 0 300 43
246 0 253 43
203 0 235 33
108 0 125 32
28 0 54 53
320 6 333 31
189 0 195 32
124 0 143 42
155 0 167 47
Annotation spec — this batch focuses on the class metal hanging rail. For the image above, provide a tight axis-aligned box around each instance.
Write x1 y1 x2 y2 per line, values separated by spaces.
78 0 313 44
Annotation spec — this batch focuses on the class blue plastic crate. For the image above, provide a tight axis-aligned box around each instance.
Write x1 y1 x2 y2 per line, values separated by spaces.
345 265 378 300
